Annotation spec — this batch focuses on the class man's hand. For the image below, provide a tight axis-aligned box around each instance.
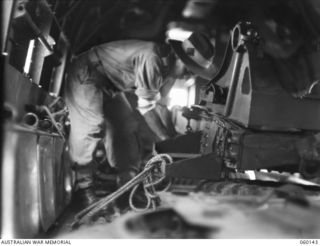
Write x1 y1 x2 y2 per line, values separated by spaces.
143 104 177 141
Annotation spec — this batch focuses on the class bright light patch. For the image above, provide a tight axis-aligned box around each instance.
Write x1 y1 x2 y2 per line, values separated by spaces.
24 39 35 74
187 84 196 107
245 170 256 180
166 28 192 41
65 176 72 193
168 88 188 109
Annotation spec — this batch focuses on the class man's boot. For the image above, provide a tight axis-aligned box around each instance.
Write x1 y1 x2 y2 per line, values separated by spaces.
74 187 97 208
73 163 98 208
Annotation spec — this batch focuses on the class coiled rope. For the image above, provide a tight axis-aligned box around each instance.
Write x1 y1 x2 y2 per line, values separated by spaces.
129 154 173 212
71 154 173 227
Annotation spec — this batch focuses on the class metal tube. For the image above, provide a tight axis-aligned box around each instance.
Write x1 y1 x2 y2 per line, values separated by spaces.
224 52 243 116
22 112 39 128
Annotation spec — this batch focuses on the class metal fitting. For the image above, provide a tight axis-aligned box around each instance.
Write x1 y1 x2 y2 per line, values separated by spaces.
23 112 39 128
231 21 260 52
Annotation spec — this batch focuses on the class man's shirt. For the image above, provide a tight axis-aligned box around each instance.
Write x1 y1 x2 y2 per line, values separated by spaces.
90 40 171 113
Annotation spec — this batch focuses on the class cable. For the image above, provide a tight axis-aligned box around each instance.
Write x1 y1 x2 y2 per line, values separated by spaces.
48 97 61 109
129 154 173 212
51 107 68 116
41 105 66 141
71 154 173 227
308 80 320 95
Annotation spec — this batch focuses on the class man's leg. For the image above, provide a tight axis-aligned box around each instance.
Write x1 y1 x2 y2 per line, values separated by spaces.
103 93 151 210
103 92 142 186
64 76 105 205
125 93 157 163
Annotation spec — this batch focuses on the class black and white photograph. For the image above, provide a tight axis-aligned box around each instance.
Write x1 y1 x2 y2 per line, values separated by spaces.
1 0 320 242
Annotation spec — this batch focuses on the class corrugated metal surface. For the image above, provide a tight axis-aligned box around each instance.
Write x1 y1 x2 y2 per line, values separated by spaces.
1 129 40 238
38 135 56 231
4 64 56 122
1 125 72 238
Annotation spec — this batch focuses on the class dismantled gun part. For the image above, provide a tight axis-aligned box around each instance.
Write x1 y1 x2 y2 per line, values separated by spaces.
157 21 320 181
198 21 320 177
199 113 319 176
202 21 320 131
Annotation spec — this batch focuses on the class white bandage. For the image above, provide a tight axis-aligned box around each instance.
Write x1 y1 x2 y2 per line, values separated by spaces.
137 97 157 115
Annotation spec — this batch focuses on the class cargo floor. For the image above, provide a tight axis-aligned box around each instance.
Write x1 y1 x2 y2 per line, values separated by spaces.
48 179 320 239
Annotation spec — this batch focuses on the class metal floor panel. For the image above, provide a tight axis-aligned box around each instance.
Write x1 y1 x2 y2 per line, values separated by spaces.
50 179 320 239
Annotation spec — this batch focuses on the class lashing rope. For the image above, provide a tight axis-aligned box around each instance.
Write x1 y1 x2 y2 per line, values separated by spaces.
71 154 173 227
41 105 66 141
129 154 173 212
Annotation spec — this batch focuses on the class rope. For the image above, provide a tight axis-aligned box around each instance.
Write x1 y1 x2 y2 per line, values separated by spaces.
71 154 173 227
48 97 61 109
51 107 68 116
129 154 173 212
41 105 66 141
